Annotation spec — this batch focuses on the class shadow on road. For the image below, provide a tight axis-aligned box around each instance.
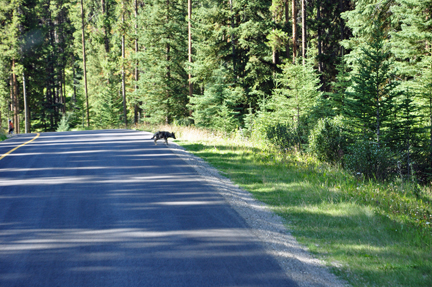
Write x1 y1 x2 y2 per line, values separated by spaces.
0 130 298 286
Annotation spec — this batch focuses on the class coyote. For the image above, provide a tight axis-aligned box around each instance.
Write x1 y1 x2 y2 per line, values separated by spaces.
151 131 176 145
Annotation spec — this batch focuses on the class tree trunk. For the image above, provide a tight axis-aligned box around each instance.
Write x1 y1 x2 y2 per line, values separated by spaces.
134 0 140 124
23 73 29 133
301 0 306 65
63 68 66 114
80 0 89 127
292 0 297 63
317 2 323 72
166 0 171 123
72 53 77 103
339 0 344 56
229 0 236 78
285 0 289 60
102 0 110 54
122 0 127 128
376 77 380 146
272 1 278 65
12 59 19 134
10 74 14 130
188 0 193 98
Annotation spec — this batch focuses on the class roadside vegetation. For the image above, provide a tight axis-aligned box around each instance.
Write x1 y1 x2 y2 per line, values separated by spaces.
141 123 431 287
0 129 7 141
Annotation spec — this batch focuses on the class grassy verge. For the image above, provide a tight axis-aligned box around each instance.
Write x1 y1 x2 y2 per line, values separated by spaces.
143 124 430 287
138 124 432 286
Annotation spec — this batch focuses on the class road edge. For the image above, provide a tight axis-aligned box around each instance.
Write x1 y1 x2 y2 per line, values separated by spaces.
164 139 349 287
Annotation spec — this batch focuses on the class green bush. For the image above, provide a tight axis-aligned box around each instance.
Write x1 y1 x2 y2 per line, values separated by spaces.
345 140 396 180
265 122 308 152
308 116 346 163
0 128 7 141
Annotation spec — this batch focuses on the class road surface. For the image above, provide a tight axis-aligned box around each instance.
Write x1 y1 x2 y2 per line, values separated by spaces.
0 130 297 286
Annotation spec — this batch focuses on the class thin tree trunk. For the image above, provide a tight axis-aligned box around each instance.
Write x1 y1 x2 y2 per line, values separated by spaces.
166 0 171 123
121 0 127 128
272 7 276 65
301 0 306 65
229 0 236 78
12 59 19 134
317 2 323 72
102 0 110 54
23 73 29 133
63 68 66 114
80 0 89 127
10 74 14 129
188 0 193 98
292 0 297 63
134 0 140 124
339 0 344 56
72 54 77 103
376 76 380 146
285 0 289 60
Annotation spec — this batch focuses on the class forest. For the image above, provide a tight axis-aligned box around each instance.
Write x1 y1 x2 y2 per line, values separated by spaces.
1 0 432 182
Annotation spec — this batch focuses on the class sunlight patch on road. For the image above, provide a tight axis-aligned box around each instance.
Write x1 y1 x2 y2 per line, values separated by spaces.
0 228 253 254
0 174 200 186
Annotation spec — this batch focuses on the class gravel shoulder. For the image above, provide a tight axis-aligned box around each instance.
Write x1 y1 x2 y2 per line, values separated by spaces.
168 141 349 287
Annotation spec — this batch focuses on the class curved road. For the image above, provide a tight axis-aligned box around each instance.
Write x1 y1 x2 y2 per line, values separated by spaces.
0 130 297 286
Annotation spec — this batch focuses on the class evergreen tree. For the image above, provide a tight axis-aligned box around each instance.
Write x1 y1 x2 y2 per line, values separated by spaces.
397 89 420 178
188 66 243 132
391 0 432 178
0 0 23 132
344 22 400 146
309 0 352 92
136 0 189 124
270 56 322 126
192 0 276 120
329 57 351 116
341 0 393 68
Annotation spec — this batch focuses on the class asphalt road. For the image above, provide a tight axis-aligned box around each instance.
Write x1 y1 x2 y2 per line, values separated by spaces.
0 130 297 287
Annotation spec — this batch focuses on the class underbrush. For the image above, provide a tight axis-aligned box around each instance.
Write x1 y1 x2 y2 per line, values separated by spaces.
0 129 7 141
137 123 431 286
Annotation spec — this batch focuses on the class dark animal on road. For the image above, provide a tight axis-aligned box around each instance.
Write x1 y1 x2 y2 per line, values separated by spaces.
151 131 176 145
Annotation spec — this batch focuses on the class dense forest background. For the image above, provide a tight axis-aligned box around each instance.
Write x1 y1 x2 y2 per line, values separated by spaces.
1 0 432 181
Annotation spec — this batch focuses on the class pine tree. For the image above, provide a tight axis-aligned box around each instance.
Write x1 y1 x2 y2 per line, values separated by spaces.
192 0 276 121
329 56 351 116
397 89 420 178
344 22 400 146
310 0 351 92
391 0 432 178
188 66 243 132
271 56 322 126
136 0 189 124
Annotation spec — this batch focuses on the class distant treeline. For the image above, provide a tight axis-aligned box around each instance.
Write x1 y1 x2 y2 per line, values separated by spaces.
1 0 432 181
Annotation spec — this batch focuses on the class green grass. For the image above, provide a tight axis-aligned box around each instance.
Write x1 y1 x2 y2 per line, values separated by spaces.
177 139 432 287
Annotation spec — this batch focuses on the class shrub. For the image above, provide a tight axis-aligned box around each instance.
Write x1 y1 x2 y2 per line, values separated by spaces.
308 116 346 163
265 122 308 152
0 128 7 141
345 140 396 180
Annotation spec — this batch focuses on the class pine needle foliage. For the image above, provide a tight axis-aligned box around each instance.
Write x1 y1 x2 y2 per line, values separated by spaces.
344 21 401 147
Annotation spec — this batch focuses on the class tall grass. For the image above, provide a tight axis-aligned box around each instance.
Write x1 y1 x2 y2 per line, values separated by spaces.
137 123 431 286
